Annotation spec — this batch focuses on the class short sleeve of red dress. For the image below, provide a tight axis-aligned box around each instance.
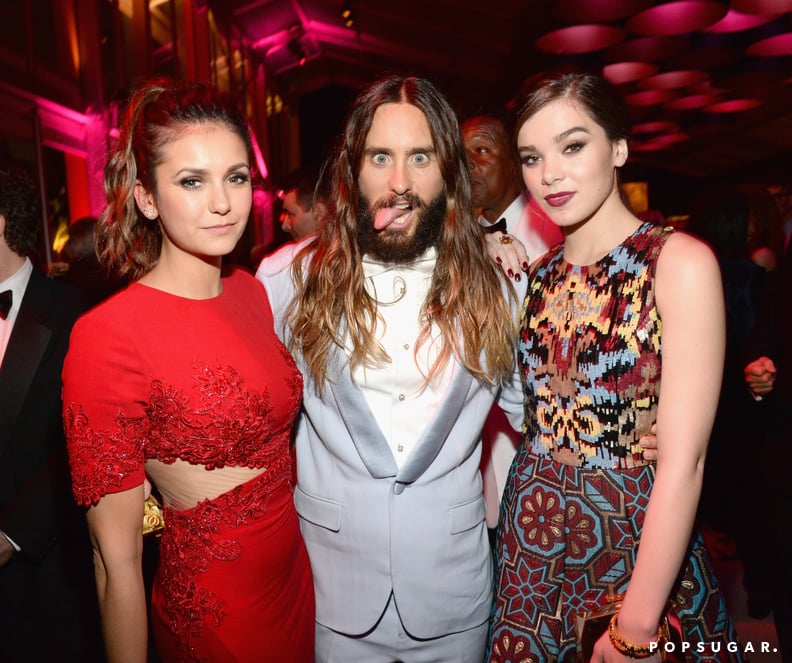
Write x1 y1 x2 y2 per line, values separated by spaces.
63 292 149 507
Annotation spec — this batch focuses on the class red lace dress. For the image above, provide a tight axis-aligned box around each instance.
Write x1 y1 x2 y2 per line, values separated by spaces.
63 268 315 663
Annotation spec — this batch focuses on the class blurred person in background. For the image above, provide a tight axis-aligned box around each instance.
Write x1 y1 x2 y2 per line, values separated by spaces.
686 187 772 618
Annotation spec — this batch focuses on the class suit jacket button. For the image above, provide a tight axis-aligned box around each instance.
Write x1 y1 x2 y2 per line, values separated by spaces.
393 482 405 495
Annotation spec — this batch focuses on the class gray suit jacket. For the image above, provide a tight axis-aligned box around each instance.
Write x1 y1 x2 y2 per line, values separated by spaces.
257 242 524 638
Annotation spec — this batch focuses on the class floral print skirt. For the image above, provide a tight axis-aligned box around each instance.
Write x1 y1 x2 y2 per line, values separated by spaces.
486 451 744 662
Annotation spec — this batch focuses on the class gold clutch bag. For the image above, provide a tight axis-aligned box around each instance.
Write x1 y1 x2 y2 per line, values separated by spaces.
575 594 683 662
143 495 165 536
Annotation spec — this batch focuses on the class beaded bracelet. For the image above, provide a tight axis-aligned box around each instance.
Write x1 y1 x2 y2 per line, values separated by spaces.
608 613 666 659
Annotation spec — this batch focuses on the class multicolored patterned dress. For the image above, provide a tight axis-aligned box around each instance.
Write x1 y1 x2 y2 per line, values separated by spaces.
487 222 743 662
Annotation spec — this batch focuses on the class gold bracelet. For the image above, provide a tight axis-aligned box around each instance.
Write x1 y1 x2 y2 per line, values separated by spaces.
608 613 666 659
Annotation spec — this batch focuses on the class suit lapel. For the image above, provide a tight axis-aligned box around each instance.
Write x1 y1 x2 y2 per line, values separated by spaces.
326 346 398 478
0 274 53 454
326 338 481 484
395 363 474 484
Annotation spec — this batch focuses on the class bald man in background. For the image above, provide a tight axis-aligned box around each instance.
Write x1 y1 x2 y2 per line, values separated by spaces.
462 114 563 535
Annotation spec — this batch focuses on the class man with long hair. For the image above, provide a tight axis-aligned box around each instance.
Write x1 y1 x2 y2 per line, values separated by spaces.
258 74 522 661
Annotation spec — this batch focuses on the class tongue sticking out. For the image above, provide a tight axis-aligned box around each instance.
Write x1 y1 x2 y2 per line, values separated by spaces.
374 206 409 230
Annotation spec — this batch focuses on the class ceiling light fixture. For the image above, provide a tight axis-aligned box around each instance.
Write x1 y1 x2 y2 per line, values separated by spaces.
341 4 354 29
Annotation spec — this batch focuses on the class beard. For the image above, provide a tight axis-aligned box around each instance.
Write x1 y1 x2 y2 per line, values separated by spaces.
356 191 446 264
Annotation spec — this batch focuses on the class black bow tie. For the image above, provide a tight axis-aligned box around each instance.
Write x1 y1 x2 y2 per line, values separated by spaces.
0 289 11 319
483 218 508 234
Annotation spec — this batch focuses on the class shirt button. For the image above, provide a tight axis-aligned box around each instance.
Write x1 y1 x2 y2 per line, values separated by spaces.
403 343 410 350
398 393 406 401
397 444 404 452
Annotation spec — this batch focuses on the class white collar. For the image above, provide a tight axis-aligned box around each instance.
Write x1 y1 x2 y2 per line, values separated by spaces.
479 192 528 229
0 257 33 316
362 246 437 279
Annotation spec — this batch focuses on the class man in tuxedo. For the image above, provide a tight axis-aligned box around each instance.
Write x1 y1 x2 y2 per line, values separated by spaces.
462 113 563 532
0 168 101 662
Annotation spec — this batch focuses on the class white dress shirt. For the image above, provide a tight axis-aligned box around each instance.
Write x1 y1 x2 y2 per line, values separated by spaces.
0 257 32 368
351 247 452 467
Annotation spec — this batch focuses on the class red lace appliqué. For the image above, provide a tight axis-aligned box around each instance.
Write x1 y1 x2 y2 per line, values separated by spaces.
147 361 301 469
64 405 146 506
158 449 292 663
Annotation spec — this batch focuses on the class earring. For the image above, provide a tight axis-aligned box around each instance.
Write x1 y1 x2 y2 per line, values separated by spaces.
144 209 155 219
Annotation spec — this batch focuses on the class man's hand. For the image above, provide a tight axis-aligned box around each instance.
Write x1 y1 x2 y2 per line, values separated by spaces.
0 534 15 567
640 423 658 462
745 356 776 397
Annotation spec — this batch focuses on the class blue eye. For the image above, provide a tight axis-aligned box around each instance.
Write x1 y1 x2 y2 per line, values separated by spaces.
372 153 389 165
413 153 429 165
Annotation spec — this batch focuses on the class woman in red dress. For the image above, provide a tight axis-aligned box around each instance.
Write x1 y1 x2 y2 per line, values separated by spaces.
62 79 314 663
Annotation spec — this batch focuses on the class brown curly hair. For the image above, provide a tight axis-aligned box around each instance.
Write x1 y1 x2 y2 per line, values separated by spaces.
0 168 40 258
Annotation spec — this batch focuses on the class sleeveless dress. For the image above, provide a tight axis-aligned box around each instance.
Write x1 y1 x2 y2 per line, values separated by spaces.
63 268 315 663
487 222 743 662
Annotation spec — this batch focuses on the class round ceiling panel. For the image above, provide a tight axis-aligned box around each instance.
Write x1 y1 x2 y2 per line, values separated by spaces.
625 89 678 106
632 120 680 134
663 93 720 110
552 0 654 22
603 35 691 62
639 69 710 89
626 1 729 36
747 31 792 56
704 98 764 112
731 0 792 14
602 61 659 84
703 9 782 32
536 24 626 54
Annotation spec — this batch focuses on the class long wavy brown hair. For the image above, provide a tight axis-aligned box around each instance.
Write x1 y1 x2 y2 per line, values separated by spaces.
287 75 516 391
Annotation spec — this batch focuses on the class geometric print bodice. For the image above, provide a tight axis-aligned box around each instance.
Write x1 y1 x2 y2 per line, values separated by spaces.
518 221 673 468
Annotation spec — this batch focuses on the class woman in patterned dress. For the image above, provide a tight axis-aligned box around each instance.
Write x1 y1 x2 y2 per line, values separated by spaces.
62 79 314 662
486 73 743 662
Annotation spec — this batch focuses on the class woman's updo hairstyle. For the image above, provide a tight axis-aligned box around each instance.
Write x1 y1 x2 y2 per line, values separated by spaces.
516 72 632 145
97 78 253 281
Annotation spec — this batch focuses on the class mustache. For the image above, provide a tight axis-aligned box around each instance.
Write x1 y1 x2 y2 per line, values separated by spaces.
373 192 424 212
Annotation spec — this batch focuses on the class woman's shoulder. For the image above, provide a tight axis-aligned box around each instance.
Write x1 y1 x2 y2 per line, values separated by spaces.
73 282 144 331
656 228 722 294
659 227 718 263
